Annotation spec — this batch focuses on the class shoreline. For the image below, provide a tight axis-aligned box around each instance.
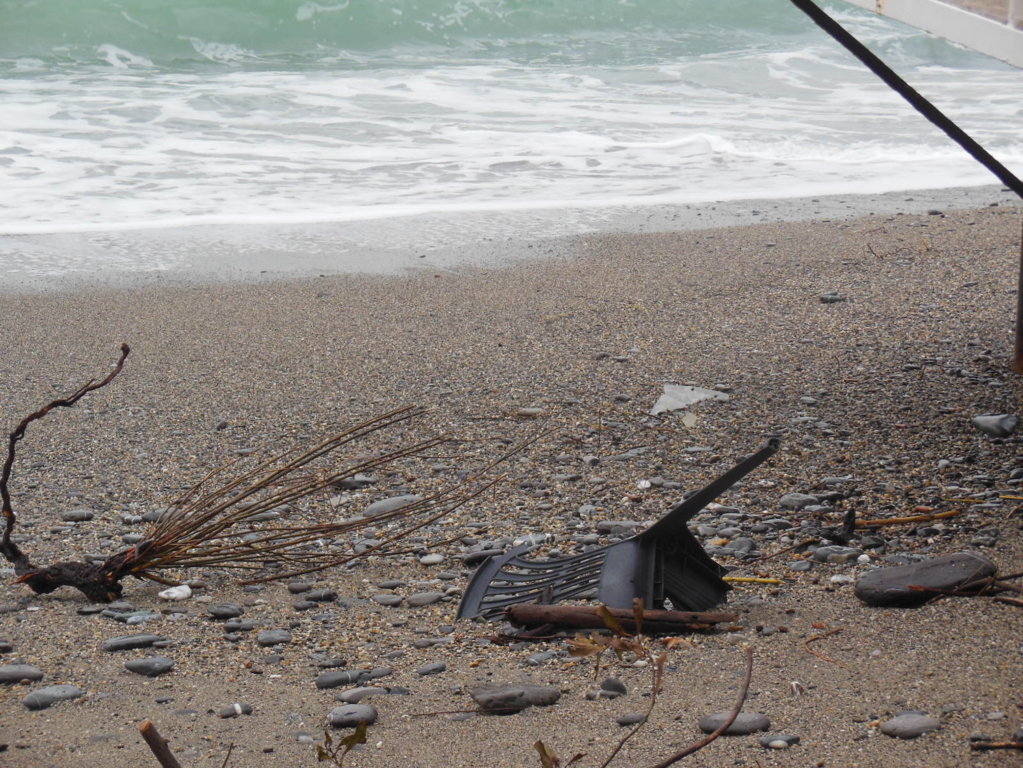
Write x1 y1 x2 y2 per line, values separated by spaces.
0 203 1021 767
1 183 1018 295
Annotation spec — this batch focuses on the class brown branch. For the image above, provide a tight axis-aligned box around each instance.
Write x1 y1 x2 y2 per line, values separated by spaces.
139 719 183 768
969 740 1023 751
505 604 738 635
2 345 130 570
803 627 846 668
855 509 962 528
647 645 754 768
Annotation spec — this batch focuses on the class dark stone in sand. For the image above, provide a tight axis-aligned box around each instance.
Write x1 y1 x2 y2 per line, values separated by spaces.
125 656 175 677
617 713 646 726
855 551 996 607
208 603 244 620
257 629 292 646
407 591 445 607
698 711 770 735
416 661 446 676
23 684 85 710
470 683 561 714
102 634 165 652
61 507 95 522
317 669 371 689
328 703 377 728
0 664 44 683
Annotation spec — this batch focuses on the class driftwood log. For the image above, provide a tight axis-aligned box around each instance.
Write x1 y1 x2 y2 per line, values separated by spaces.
505 604 738 634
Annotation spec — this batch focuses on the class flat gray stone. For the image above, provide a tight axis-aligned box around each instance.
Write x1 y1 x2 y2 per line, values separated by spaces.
328 703 377 728
125 656 175 677
407 591 445 607
335 686 388 704
61 507 95 522
880 714 940 739
779 493 818 510
256 630 292 646
471 683 561 714
102 634 165 652
698 711 770 735
971 414 1017 438
0 664 44 683
363 495 421 517
316 669 371 689
23 685 85 711
855 552 997 607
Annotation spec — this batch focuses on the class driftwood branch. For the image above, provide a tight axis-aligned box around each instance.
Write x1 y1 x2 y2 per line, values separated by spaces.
647 644 754 767
1 349 516 602
139 719 183 768
505 604 737 634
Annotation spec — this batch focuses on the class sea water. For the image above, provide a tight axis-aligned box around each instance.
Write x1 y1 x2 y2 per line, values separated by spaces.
0 0 1021 284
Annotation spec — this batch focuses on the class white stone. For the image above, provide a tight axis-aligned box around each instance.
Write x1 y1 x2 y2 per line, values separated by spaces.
158 585 192 601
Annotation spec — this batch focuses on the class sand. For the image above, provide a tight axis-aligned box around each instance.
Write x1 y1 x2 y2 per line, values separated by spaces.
1 200 1021 768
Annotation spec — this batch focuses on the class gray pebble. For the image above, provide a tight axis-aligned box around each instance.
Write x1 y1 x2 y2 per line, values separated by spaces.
855 552 997 607
407 592 445 607
125 656 175 677
416 661 447 676
971 414 1017 438
371 594 404 607
880 713 940 738
328 703 377 728
316 670 371 689
471 683 561 714
363 495 421 516
697 711 770 735
616 713 646 726
61 507 95 522
256 630 292 646
813 545 862 563
23 684 86 711
0 664 44 683
208 604 244 620
779 493 818 510
102 634 166 652
419 553 445 566
336 686 388 704
217 702 253 718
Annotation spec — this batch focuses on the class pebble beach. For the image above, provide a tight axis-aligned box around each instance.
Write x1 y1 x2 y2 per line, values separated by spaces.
1 198 1022 768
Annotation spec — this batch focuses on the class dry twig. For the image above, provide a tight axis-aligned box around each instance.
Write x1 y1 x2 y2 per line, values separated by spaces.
1 347 510 601
139 719 182 768
803 627 846 668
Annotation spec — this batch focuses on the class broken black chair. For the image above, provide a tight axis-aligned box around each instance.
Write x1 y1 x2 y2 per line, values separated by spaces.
457 438 780 620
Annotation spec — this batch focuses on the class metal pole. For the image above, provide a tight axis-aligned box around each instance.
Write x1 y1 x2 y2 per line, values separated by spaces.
788 0 1023 372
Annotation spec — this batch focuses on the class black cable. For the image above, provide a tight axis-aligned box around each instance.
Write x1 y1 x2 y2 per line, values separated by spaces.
788 0 1023 200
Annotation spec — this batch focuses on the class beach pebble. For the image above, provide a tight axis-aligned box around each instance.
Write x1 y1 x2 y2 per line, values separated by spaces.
880 714 940 739
471 683 561 714
371 594 404 607
419 553 445 566
328 703 377 728
0 664 44 683
218 702 253 718
779 493 818 510
416 661 446 676
855 551 996 607
23 684 85 710
336 686 388 704
223 619 255 632
819 292 846 304
616 712 646 726
407 592 445 607
257 630 292 646
158 585 192 601
697 711 770 734
363 495 421 516
971 414 1017 438
305 589 337 602
759 733 800 749
813 545 862 563
317 670 371 689
208 604 244 620
61 507 95 522
102 634 166 652
125 656 175 677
